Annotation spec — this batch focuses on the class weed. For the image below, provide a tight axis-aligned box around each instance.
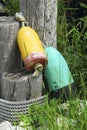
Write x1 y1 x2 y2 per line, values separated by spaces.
18 98 87 130
57 0 87 97
2 0 20 16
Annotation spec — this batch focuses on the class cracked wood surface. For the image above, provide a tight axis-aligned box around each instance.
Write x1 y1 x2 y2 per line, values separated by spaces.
1 71 43 101
20 0 57 48
0 17 21 85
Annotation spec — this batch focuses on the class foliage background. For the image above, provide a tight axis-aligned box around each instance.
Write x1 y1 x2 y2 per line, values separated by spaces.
57 0 87 98
2 0 20 16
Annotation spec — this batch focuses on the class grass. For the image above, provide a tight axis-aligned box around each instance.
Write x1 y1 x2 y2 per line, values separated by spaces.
57 0 87 97
17 97 87 130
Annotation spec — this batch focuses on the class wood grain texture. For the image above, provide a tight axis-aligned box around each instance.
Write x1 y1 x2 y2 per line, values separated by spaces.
1 71 43 101
0 17 21 85
20 0 57 47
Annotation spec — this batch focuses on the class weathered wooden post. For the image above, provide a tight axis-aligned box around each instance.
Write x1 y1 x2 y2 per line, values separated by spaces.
0 17 21 94
0 0 57 123
20 0 57 48
0 1 57 100
0 17 21 76
0 17 44 101
1 0 57 100
1 71 43 101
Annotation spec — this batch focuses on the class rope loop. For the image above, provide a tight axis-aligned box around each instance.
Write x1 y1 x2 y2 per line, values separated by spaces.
32 63 43 77
15 12 28 27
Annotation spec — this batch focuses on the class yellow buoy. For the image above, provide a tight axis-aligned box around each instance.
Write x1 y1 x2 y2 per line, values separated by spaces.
17 26 47 71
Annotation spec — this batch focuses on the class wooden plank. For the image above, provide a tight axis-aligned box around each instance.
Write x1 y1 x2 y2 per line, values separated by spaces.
20 0 57 47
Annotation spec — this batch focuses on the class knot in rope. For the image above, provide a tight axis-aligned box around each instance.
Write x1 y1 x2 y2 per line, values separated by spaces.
15 12 28 27
32 63 43 77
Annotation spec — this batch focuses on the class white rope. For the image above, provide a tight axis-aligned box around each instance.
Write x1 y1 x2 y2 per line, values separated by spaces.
15 12 28 27
32 63 43 77
15 12 25 22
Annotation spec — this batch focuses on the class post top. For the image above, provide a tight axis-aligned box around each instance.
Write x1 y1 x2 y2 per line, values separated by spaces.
0 16 16 23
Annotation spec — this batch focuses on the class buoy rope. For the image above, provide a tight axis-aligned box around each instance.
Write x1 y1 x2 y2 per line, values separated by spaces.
32 63 43 77
15 12 28 27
